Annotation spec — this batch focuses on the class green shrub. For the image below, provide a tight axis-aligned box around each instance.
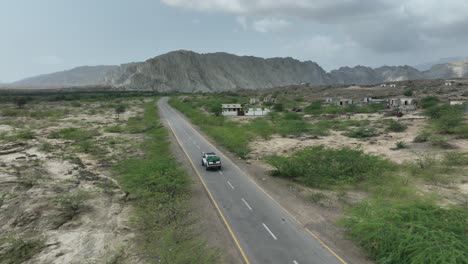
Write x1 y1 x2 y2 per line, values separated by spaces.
443 152 468 166
429 135 453 149
49 127 99 141
0 236 45 264
273 103 284 112
413 131 431 143
14 130 36 140
345 127 378 138
104 125 125 133
266 146 395 188
394 141 407 149
248 119 274 139
304 101 323 115
276 120 309 136
341 200 468 264
386 120 407 132
53 191 90 226
283 112 302 120
419 96 440 109
403 89 413 96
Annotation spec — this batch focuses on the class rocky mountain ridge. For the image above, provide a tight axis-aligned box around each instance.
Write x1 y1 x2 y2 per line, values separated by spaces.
9 51 468 91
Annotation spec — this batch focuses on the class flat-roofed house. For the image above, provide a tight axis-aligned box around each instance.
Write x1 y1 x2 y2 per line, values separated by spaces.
222 104 243 116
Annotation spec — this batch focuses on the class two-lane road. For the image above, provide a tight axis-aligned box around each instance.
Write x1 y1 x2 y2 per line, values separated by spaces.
158 98 347 264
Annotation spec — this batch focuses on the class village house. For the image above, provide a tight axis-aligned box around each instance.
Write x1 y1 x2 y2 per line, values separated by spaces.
381 83 396 88
324 97 334 104
249 98 259 104
388 97 417 111
245 108 271 116
445 82 453 86
337 99 353 106
449 100 466 106
221 104 243 116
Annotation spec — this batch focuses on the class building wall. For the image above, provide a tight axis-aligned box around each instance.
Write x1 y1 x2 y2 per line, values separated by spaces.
245 108 271 116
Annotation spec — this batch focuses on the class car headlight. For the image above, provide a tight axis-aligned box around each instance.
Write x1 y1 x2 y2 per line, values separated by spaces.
208 162 213 164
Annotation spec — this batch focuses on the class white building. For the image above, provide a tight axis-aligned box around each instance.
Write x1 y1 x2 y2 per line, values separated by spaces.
337 99 353 106
325 97 334 104
222 104 243 116
249 98 259 104
245 108 271 116
445 82 453 86
450 100 465 105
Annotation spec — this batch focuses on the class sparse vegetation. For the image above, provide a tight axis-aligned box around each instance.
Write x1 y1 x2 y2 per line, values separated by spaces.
345 127 378 138
53 190 91 227
0 236 45 264
49 127 99 141
114 105 126 120
266 146 395 188
386 119 407 132
394 141 407 149
341 199 468 264
114 101 219 263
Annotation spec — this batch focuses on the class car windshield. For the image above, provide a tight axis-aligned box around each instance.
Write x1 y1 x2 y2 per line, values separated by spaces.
206 152 216 156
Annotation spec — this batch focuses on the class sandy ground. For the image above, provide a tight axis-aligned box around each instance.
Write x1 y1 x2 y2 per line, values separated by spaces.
249 115 467 164
0 101 143 263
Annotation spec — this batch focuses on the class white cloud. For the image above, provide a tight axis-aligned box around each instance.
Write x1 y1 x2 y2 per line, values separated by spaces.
236 16 248 30
252 18 290 33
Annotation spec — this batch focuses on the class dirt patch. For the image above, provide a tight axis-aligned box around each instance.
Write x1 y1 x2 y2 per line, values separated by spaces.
0 99 144 263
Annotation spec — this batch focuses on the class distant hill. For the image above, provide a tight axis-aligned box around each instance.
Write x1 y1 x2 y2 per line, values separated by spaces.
104 51 331 92
414 57 468 71
8 51 468 91
12 65 118 87
423 60 468 79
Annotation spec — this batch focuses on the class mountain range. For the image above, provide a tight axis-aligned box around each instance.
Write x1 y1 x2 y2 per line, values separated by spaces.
8 50 468 92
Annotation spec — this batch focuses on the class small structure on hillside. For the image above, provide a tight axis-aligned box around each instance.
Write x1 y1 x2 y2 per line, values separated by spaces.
361 97 387 104
245 108 271 116
250 98 259 104
263 95 277 103
337 99 353 106
450 100 466 105
324 97 334 104
388 97 417 111
445 81 454 86
222 104 243 116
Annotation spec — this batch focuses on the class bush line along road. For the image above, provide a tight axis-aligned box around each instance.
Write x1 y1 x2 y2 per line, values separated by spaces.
158 97 346 264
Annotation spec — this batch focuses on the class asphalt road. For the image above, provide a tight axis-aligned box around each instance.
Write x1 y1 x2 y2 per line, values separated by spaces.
158 98 347 264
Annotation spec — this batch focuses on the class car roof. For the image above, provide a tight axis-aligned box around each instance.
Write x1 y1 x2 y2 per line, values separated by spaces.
205 152 216 155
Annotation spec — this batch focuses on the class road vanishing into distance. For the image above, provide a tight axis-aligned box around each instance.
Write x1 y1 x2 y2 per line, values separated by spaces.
158 97 347 264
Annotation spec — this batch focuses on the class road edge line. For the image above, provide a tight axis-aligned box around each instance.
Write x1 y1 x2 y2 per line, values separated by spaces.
162 111 251 264
166 99 348 264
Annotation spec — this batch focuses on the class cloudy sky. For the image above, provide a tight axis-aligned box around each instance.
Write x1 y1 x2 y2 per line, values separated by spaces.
1 0 467 82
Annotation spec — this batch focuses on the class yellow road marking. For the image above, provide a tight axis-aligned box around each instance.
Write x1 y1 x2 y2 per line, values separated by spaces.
305 228 347 264
165 101 348 264
163 116 251 264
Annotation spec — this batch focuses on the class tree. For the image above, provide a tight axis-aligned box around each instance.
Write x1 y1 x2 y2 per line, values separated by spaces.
15 97 27 109
273 103 284 112
208 104 222 116
115 105 126 120
403 89 413 96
